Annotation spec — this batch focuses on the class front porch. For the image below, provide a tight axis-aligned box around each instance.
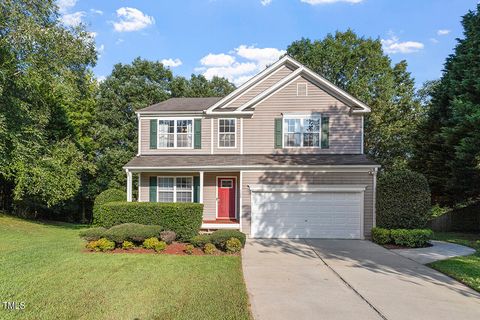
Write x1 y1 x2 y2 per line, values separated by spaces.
125 170 242 231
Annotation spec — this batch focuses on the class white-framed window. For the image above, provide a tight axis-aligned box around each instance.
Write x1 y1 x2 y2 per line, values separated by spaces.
158 119 193 149
283 116 321 148
157 176 193 203
218 118 236 148
297 83 308 96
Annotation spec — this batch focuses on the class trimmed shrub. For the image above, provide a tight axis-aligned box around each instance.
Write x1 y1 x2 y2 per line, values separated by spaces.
225 238 242 253
160 231 176 244
86 238 115 252
390 229 433 248
190 234 211 247
93 189 126 217
209 230 246 249
143 237 166 252
184 244 194 255
122 241 135 250
104 223 163 244
79 227 107 241
371 227 391 245
377 170 431 229
94 202 203 241
203 243 216 255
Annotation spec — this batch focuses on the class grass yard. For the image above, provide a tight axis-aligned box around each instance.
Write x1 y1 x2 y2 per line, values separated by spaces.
0 214 251 320
429 232 480 292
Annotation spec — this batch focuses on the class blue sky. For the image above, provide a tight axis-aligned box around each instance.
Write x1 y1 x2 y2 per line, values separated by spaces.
58 0 478 87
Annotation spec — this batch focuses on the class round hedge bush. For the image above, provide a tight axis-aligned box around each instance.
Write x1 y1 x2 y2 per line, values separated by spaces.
94 188 126 208
377 170 431 229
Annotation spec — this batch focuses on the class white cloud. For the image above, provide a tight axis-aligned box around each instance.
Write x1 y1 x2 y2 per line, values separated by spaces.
61 11 85 26
300 0 363 4
197 45 285 85
200 53 236 67
430 38 439 44
437 29 451 36
261 0 272 6
90 9 103 15
161 58 183 68
115 38 124 45
57 0 77 13
381 35 424 54
88 31 98 38
97 75 106 82
113 7 155 32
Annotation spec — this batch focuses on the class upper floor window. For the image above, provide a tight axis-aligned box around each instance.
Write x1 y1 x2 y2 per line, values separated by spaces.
158 119 193 148
283 116 320 148
218 118 236 148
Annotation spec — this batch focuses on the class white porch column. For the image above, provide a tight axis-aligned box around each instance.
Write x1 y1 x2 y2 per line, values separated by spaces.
126 170 133 202
199 171 204 203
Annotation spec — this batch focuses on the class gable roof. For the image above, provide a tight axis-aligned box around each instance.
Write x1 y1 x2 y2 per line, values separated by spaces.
136 97 222 114
207 55 371 114
136 55 371 115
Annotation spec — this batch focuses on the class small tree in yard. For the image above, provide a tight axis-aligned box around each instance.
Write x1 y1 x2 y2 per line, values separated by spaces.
377 170 431 229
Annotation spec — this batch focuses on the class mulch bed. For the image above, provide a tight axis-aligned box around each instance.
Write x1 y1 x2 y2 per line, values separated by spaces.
84 242 237 256
384 243 433 250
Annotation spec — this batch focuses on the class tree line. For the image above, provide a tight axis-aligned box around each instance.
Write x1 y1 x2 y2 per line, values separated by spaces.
1 0 479 221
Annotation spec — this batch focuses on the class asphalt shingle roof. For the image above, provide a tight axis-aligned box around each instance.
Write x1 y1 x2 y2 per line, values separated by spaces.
137 97 222 113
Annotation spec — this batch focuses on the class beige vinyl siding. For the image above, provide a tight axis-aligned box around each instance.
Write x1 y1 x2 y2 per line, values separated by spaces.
243 76 362 154
226 65 296 108
241 171 374 238
139 117 211 155
139 172 240 221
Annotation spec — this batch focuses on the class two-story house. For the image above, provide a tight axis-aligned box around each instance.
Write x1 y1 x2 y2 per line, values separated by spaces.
124 55 380 239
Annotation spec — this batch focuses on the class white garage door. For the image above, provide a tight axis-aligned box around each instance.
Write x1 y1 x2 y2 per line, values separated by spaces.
251 188 364 239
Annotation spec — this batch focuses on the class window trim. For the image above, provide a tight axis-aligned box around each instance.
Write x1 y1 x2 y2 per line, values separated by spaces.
282 115 322 149
217 118 237 149
296 83 308 96
156 117 194 149
157 176 194 203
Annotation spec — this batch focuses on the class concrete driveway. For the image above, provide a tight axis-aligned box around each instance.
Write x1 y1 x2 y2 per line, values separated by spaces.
242 239 480 320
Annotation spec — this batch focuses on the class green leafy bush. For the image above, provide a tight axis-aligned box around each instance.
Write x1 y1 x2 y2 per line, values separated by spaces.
93 189 126 217
184 244 194 255
209 230 246 250
203 243 216 255
390 229 433 248
104 223 163 243
122 241 135 250
160 231 176 244
143 237 166 252
371 227 391 245
94 202 203 241
86 238 115 252
225 238 242 253
377 170 431 229
430 204 450 219
190 234 211 247
79 227 107 241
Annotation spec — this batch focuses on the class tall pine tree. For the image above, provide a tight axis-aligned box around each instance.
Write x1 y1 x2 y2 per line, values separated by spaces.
412 4 480 204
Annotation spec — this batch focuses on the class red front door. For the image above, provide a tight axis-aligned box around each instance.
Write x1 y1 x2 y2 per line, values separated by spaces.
217 177 236 219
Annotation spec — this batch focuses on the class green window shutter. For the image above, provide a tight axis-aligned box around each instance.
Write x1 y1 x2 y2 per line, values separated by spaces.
150 119 157 149
194 118 202 149
149 176 157 202
321 116 330 149
274 118 283 149
193 176 200 203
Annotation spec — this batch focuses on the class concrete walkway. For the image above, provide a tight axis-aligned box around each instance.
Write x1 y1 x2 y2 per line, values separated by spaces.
243 239 480 320
393 240 476 264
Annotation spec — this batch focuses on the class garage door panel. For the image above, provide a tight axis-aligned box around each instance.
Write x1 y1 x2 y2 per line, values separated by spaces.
251 191 363 239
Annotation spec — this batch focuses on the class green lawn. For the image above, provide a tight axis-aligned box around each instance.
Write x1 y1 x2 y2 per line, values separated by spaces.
0 214 251 320
429 232 480 292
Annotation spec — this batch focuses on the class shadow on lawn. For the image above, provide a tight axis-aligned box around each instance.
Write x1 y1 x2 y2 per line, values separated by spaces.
0 213 88 230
